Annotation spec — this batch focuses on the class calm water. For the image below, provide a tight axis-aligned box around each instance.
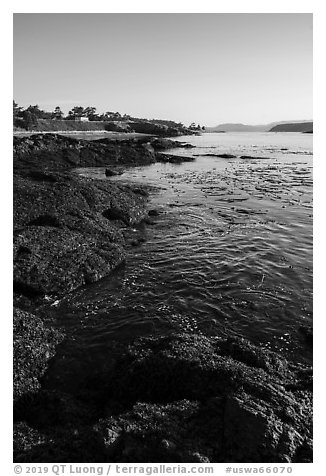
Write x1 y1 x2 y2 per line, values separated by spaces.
44 132 313 393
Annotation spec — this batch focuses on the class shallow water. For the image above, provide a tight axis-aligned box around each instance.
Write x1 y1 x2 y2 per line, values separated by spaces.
44 132 313 393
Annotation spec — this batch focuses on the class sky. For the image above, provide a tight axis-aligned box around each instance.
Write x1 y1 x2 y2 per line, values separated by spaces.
13 13 312 126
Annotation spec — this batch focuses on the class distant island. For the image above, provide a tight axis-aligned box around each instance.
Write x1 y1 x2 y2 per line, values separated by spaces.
206 123 269 132
206 120 313 133
269 122 313 133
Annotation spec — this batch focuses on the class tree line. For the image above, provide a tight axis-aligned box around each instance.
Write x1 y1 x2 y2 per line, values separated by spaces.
13 101 131 129
13 101 205 131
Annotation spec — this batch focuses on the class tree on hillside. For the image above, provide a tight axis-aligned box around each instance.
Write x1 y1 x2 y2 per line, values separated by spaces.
13 100 23 118
52 106 64 120
67 106 86 119
189 122 202 131
13 100 25 128
84 107 98 121
22 110 38 130
102 111 122 121
103 112 113 121
26 104 41 116
25 105 52 120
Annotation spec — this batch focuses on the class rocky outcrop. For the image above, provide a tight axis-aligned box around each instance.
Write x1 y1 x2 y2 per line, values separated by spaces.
105 167 124 177
150 138 195 150
240 155 273 160
156 153 195 163
13 308 63 402
14 172 148 297
96 333 312 463
200 153 237 158
13 133 153 460
13 332 312 463
13 134 157 174
13 133 196 176
128 121 196 137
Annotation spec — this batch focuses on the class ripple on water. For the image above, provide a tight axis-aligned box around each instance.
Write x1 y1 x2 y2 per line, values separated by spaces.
45 133 312 392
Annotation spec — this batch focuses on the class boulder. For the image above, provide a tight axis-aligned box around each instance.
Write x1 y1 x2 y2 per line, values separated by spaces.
13 308 63 402
95 399 223 462
102 333 312 462
14 173 148 297
14 227 124 295
105 168 124 177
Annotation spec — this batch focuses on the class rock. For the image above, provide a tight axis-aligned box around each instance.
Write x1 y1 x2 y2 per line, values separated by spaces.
181 143 196 149
13 330 312 463
14 227 125 296
217 335 288 375
104 333 312 462
27 214 63 228
129 237 146 247
156 153 195 163
13 132 197 182
223 391 303 462
150 138 195 150
13 308 63 402
108 333 254 403
14 133 157 173
14 422 47 462
201 153 236 158
143 217 156 225
131 187 149 197
105 168 123 177
14 172 147 230
150 138 178 150
13 132 312 464
14 173 148 297
215 153 236 158
128 121 196 137
148 209 159 217
240 155 274 160
95 399 222 462
14 203 125 295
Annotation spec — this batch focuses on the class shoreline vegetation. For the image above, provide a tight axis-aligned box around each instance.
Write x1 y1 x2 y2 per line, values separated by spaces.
13 120 312 462
13 102 204 137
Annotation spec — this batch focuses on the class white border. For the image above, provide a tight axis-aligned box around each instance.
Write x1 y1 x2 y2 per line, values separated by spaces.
3 2 323 473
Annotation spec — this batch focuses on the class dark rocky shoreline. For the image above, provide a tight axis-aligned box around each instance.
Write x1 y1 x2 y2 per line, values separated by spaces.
13 133 313 463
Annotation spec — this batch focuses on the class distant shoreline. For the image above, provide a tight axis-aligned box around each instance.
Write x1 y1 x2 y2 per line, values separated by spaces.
12 130 156 142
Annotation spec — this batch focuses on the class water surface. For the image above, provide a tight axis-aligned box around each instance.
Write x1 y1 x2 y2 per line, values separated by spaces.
44 132 313 393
